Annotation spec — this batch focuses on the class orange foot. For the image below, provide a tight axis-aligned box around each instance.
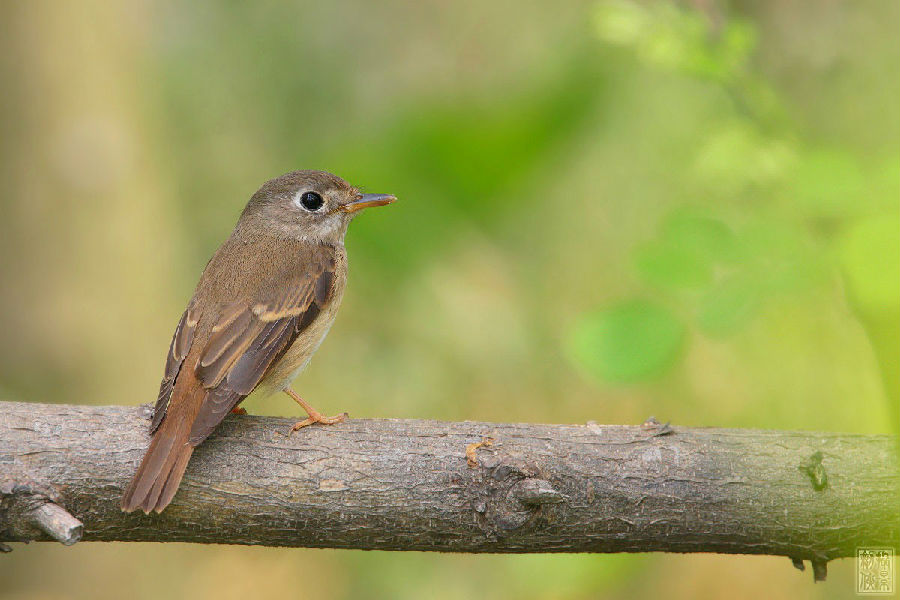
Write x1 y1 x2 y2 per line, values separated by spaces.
230 407 248 415
283 388 348 433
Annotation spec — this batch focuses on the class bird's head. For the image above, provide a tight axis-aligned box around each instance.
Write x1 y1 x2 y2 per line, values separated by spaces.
241 170 395 244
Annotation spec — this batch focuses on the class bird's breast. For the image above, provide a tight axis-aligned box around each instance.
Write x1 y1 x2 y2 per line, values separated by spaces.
256 255 347 395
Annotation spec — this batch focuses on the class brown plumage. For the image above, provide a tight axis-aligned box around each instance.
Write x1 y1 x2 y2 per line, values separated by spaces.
121 170 394 513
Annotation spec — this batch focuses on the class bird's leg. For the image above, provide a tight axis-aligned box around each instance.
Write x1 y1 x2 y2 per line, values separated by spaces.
230 406 247 415
284 388 348 432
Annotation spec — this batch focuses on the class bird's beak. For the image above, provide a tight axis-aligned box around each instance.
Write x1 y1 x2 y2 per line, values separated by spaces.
341 193 396 214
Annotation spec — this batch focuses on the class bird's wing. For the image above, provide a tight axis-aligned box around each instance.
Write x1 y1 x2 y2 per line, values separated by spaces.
133 240 337 513
151 305 199 433
187 252 336 445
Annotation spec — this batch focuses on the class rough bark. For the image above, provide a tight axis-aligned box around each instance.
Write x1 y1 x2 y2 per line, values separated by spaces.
1 401 898 578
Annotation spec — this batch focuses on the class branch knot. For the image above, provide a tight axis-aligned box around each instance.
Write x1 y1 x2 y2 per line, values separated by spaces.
1 475 82 548
469 450 566 535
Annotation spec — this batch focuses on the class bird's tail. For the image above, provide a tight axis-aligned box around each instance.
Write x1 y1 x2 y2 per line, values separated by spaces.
121 399 197 513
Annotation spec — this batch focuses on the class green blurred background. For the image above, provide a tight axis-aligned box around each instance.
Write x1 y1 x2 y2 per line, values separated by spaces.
1 1 897 598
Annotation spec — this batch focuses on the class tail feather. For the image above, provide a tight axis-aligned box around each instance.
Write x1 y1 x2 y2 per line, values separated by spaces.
157 444 194 510
122 431 175 511
122 414 196 514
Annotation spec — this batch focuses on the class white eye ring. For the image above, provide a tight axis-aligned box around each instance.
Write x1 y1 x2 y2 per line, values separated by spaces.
295 190 325 212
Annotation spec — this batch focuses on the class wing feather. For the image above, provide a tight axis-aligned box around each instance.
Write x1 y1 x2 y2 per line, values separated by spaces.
187 253 336 445
151 306 199 433
196 307 264 387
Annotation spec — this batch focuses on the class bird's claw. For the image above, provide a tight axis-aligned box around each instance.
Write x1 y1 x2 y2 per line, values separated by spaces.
289 411 349 433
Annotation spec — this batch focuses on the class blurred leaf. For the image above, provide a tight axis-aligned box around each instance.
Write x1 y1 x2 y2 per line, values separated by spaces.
634 240 712 289
693 121 795 193
662 211 737 262
594 0 649 46
735 221 807 264
567 299 684 383
790 149 866 217
634 211 736 290
760 253 829 295
696 273 763 337
395 59 604 211
873 155 900 208
742 221 828 292
594 0 756 82
837 214 900 313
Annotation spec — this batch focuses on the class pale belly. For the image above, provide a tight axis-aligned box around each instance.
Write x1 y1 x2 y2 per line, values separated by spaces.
255 282 345 397
262 315 337 394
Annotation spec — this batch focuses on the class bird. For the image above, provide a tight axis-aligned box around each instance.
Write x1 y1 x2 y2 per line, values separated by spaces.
121 170 395 513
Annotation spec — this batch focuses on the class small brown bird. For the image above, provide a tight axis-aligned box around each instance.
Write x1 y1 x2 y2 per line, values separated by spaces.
121 170 395 513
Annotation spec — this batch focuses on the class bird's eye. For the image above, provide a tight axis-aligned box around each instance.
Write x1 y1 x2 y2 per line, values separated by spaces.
299 191 324 211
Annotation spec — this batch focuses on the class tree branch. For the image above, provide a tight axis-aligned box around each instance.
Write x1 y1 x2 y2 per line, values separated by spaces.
1 401 898 578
